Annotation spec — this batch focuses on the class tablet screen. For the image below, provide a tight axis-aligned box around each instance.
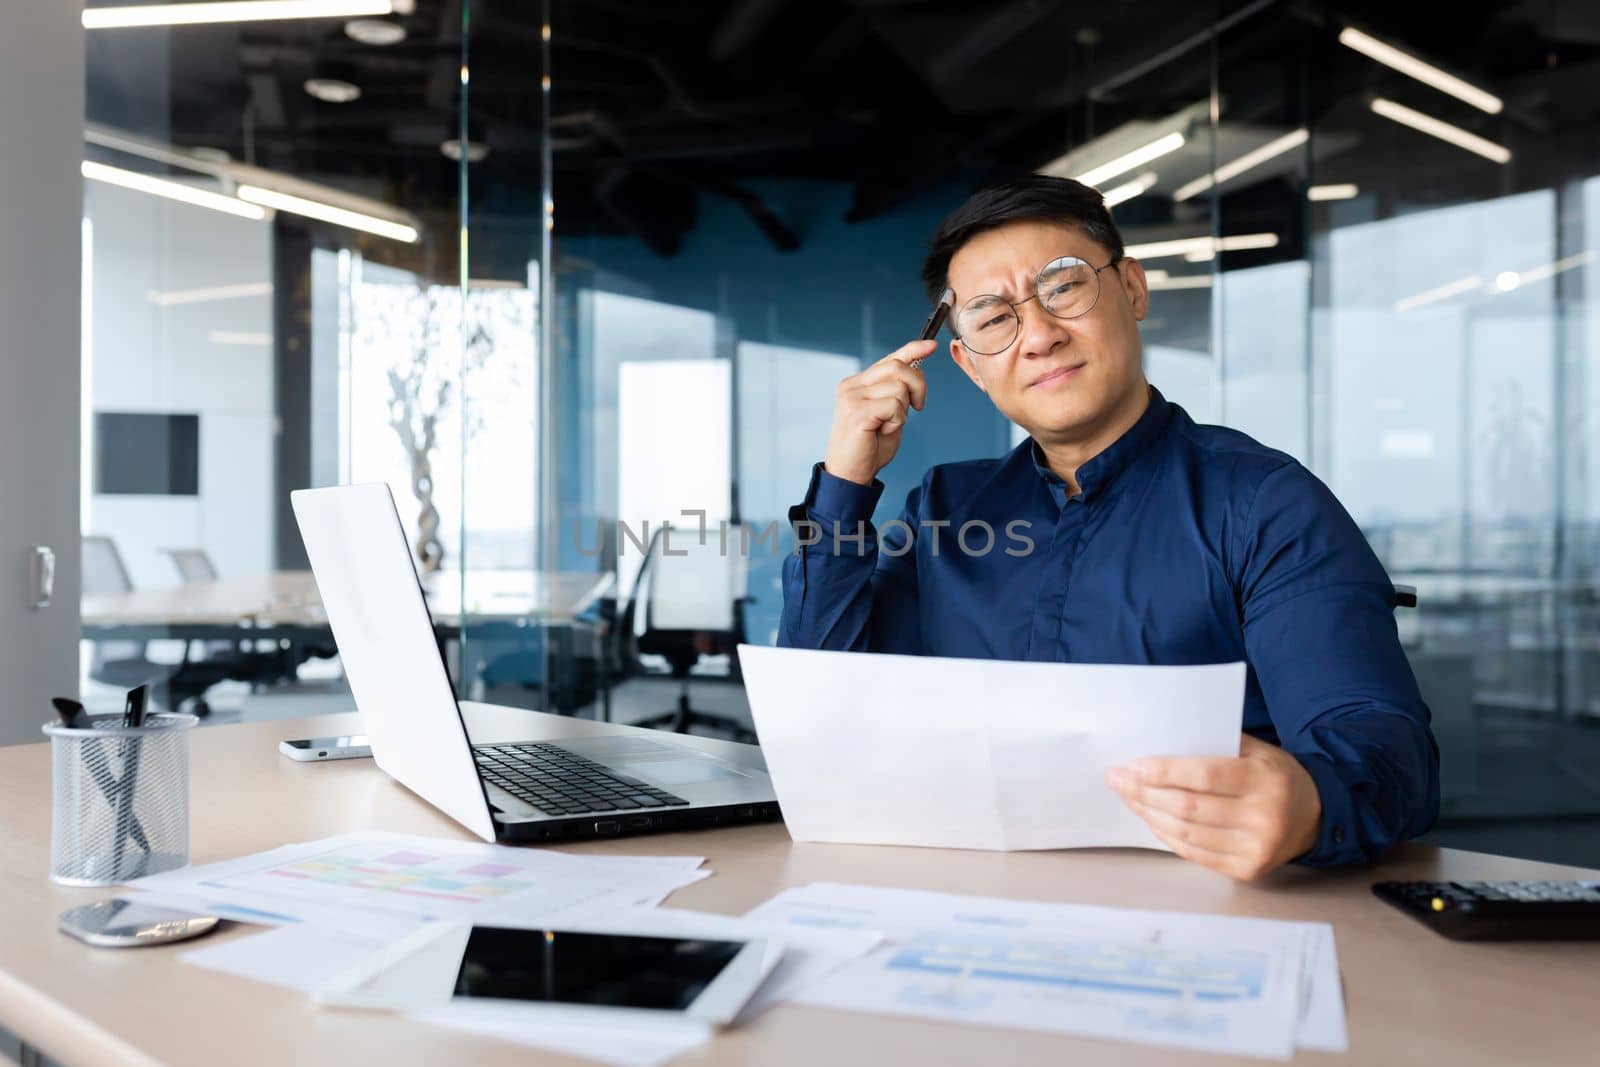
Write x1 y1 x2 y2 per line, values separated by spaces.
452 926 747 1011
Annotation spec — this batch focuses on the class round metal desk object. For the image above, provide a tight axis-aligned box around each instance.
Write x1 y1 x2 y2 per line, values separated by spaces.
58 898 220 948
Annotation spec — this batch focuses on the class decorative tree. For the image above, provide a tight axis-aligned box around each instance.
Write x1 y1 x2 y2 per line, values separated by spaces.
364 283 530 573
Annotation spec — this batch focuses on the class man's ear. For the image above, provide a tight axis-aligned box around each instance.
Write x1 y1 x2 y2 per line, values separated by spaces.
1120 257 1150 322
948 339 988 393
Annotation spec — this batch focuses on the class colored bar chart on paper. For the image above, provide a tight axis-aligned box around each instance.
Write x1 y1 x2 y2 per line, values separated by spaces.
125 831 708 931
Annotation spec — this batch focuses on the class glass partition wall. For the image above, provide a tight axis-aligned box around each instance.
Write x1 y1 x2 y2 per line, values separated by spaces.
77 1 1600 866
523 0 1600 862
78 3 490 721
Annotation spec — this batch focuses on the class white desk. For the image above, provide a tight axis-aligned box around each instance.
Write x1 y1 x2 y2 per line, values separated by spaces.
1 704 1598 1066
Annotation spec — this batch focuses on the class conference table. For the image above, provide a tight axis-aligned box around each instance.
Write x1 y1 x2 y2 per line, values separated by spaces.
80 569 616 636
80 569 617 711
1 704 1597 1067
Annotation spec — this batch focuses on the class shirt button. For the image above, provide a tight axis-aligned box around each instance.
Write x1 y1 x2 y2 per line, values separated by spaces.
1332 827 1345 845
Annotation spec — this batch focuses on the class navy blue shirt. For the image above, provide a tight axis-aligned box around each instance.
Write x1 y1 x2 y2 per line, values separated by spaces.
778 386 1439 867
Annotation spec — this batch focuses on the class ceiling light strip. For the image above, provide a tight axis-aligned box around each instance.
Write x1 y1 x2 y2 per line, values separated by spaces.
1376 99 1510 165
1125 232 1279 263
1339 27 1502 115
84 1 399 30
1370 98 1510 164
1173 128 1309 202
1102 172 1158 209
1146 274 1213 290
149 282 274 307
82 161 266 220
1074 132 1186 188
1307 183 1359 201
237 184 419 242
1392 274 1483 313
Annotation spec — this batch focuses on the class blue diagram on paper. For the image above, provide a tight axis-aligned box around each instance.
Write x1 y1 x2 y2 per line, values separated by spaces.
886 933 1268 1001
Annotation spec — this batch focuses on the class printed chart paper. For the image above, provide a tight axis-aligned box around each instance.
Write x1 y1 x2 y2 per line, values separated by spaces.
746 882 1345 1061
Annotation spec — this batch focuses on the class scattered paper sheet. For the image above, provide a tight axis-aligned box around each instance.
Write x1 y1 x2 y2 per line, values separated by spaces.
185 901 879 1067
746 882 1345 1061
125 831 707 931
738 645 1245 851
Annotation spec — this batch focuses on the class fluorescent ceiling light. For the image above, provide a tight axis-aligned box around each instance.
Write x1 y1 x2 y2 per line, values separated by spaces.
208 331 273 345
1491 251 1593 292
237 184 419 243
1371 98 1510 164
84 1 406 30
1380 430 1435 459
149 282 274 306
1308 183 1359 201
1074 132 1186 188
1125 232 1279 263
1102 172 1158 209
1180 233 1282 262
1392 274 1483 313
304 78 361 104
1339 27 1502 115
1173 128 1309 202
1145 272 1213 291
441 138 490 163
344 17 405 45
82 160 266 220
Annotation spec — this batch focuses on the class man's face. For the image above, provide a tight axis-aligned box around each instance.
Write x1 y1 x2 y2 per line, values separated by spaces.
944 219 1149 443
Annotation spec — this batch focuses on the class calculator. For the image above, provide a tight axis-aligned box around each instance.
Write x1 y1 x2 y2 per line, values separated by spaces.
1372 880 1600 940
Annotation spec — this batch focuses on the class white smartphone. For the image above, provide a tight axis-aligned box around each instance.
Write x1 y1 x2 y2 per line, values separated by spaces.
278 735 372 762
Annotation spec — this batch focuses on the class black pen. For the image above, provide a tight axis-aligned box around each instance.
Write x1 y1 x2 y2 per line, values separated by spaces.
113 684 152 876
53 698 152 854
909 287 954 371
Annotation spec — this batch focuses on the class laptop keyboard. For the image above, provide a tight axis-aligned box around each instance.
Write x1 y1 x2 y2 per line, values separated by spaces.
473 742 691 816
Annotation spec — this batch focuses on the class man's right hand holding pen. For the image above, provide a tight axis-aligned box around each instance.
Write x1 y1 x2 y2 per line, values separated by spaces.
821 337 935 487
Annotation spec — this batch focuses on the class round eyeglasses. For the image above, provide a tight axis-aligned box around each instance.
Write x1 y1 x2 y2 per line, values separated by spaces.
952 256 1123 356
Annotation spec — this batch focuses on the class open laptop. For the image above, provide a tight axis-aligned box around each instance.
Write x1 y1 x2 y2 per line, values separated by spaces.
291 483 780 844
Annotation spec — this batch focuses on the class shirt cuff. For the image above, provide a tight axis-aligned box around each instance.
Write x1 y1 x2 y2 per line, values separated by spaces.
1290 750 1362 867
801 462 883 524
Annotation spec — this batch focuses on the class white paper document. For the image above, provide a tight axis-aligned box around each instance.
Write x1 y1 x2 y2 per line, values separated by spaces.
738 645 1245 851
126 831 708 932
746 883 1346 1061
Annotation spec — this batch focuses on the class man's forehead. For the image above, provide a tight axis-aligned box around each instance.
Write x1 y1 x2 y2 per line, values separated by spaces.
947 220 1105 294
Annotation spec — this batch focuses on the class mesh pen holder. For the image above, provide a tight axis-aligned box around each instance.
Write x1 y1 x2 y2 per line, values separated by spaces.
44 712 197 886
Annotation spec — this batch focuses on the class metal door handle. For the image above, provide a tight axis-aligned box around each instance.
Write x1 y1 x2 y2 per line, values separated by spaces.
30 546 54 608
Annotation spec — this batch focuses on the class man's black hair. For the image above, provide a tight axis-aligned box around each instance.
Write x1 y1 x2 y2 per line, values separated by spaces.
920 175 1126 303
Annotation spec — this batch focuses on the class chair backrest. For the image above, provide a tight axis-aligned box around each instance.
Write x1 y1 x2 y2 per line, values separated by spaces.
82 535 145 668
82 535 134 596
163 547 219 583
644 522 748 632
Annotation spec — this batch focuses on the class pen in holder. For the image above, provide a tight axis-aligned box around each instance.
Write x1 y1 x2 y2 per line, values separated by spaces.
44 708 197 885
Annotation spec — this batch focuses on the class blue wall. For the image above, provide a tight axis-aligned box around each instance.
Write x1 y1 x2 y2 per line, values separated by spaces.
558 177 1011 511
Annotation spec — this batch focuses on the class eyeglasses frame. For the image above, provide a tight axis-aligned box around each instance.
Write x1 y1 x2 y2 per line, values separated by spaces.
951 255 1125 356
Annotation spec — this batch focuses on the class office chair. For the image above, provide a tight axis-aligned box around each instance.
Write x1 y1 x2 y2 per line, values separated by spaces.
160 547 218 583
159 546 305 708
82 535 231 714
621 523 757 743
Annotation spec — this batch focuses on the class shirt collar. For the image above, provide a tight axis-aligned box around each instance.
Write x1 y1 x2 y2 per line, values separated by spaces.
1028 385 1172 501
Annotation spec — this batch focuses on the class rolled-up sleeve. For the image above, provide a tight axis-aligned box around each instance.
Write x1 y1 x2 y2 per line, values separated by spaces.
1236 462 1440 866
778 462 921 654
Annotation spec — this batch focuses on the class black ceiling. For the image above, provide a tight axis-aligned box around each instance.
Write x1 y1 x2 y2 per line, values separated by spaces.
84 0 1600 259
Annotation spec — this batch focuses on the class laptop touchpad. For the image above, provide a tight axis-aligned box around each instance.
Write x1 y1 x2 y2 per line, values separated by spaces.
559 736 752 784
